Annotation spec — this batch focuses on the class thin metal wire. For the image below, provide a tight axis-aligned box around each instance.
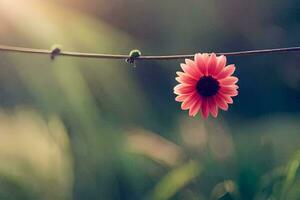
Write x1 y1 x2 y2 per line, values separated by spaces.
0 45 299 60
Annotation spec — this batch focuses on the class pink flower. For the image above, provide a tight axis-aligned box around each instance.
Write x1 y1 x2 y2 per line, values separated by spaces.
174 53 238 118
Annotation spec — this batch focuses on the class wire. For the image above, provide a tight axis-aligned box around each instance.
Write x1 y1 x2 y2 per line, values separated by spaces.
0 45 299 61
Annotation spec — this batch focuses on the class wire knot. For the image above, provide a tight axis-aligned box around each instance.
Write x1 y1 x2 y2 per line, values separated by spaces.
126 49 141 65
50 45 62 60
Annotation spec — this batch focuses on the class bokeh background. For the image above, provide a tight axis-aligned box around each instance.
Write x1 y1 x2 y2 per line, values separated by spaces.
0 0 299 199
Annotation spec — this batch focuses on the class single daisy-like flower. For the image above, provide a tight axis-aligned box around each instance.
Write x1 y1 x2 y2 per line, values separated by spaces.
174 53 238 118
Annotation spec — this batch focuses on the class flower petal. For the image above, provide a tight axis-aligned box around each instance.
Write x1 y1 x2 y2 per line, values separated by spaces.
201 98 209 118
175 72 198 85
214 55 227 76
215 95 228 110
195 53 209 75
207 53 217 75
180 63 201 78
220 86 238 96
221 90 238 97
219 76 238 85
174 84 195 95
189 97 202 117
208 97 218 117
218 92 234 103
216 64 236 79
194 53 205 74
175 94 191 102
185 59 202 76
222 85 239 90
181 92 198 110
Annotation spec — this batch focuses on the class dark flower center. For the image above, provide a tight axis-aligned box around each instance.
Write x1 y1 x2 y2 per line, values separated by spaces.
196 76 220 97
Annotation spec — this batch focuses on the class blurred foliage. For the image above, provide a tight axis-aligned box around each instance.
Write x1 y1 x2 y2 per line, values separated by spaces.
0 0 299 199
0 109 73 200
152 161 201 200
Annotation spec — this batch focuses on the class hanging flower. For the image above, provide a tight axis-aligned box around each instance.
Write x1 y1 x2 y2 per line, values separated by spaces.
174 53 238 118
